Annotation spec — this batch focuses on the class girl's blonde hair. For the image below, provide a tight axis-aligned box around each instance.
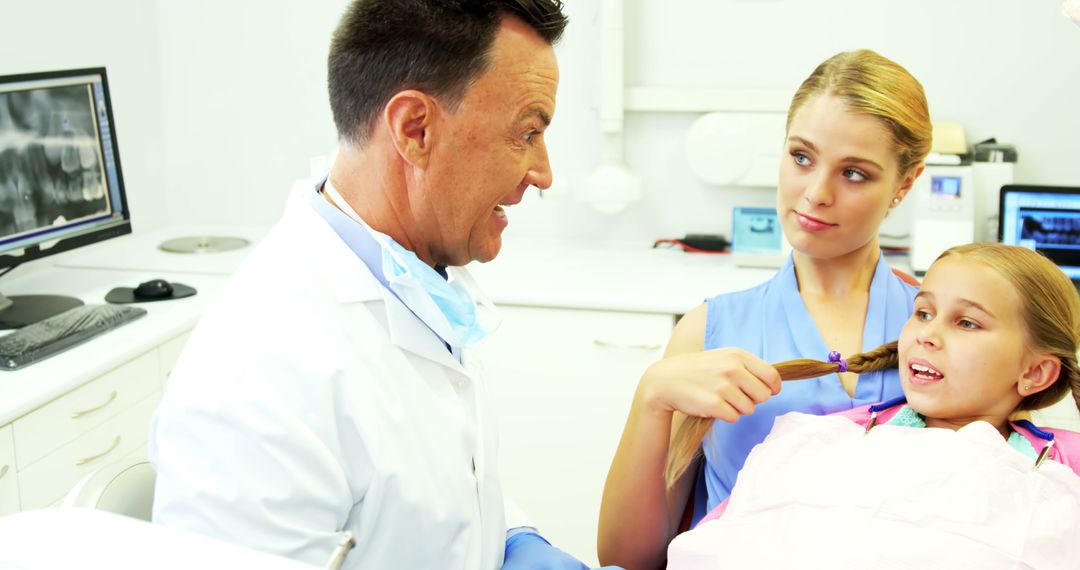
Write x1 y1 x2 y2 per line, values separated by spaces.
786 49 933 177
664 243 1080 488
938 243 1080 413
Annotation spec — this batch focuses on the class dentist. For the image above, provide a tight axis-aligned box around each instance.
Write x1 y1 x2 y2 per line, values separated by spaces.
149 1 597 569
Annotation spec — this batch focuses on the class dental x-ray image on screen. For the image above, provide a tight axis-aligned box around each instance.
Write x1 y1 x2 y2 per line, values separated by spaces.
0 68 131 329
999 185 1080 280
0 83 111 239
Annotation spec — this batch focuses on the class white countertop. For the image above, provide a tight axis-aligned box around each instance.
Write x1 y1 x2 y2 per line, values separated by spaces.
468 238 779 315
0 266 225 426
54 224 268 276
61 224 784 316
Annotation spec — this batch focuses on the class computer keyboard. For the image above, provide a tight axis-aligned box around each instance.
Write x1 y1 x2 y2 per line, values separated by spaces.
0 304 147 371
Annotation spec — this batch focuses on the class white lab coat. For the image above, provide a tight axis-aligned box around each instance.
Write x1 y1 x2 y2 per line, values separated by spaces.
149 180 515 569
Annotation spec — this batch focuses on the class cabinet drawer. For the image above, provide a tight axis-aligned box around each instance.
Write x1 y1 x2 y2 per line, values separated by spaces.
13 350 160 470
0 424 18 515
158 330 191 388
17 394 159 510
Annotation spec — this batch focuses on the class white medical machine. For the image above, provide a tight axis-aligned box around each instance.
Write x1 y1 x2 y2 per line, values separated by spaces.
909 165 976 274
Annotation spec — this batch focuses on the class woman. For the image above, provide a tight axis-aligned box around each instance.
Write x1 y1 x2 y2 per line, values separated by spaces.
598 49 932 570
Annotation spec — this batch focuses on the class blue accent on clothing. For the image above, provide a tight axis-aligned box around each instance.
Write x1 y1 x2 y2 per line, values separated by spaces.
306 184 453 351
869 396 908 414
882 404 1043 460
307 182 393 292
885 405 926 428
1015 419 1055 442
699 253 918 515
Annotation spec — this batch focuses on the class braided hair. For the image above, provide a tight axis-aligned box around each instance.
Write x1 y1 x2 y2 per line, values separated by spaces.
664 341 899 487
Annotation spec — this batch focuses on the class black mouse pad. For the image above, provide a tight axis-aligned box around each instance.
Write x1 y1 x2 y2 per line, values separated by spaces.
105 282 198 304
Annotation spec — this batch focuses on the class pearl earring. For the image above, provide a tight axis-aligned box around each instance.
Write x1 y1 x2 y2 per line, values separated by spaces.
1024 383 1032 391
891 197 901 205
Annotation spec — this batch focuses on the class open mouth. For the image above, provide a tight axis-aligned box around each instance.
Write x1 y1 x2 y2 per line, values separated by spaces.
909 361 944 384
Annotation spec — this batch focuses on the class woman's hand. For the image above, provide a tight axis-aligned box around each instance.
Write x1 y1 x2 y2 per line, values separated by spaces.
638 347 782 422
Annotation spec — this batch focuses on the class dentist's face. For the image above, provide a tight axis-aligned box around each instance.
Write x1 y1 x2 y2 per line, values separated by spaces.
777 94 911 261
898 256 1032 431
419 16 557 267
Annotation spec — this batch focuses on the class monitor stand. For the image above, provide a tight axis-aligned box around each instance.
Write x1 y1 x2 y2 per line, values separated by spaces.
0 292 84 330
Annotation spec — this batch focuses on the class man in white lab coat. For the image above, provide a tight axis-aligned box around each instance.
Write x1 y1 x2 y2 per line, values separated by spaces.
148 1 602 568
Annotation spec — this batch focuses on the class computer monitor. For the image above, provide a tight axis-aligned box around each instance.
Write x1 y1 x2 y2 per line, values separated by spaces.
999 184 1080 280
0 68 132 329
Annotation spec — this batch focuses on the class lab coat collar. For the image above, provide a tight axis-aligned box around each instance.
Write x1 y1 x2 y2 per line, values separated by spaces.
284 180 384 304
294 178 471 375
382 295 472 375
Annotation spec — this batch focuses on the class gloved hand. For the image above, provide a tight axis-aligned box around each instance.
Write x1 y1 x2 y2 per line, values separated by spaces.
501 532 623 570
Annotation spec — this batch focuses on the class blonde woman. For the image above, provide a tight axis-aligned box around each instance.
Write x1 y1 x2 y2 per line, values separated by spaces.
599 50 931 569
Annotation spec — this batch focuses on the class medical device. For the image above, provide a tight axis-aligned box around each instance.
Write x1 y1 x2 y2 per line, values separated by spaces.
999 184 1080 282
909 165 975 274
731 207 788 268
0 68 132 328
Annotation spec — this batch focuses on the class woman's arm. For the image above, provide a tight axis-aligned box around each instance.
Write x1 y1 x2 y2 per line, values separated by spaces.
597 305 781 569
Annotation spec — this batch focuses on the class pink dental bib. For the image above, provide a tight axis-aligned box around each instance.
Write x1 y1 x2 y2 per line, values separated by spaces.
668 412 1080 569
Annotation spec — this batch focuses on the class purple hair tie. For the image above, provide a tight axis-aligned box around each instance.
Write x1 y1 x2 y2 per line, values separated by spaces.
828 350 849 373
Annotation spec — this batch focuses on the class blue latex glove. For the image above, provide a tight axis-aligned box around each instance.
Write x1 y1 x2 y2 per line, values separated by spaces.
501 532 623 570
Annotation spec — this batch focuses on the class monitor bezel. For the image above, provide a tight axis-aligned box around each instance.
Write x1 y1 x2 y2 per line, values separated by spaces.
0 66 132 270
998 184 1080 242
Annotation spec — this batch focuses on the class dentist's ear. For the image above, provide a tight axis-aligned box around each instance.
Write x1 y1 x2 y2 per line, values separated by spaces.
383 90 436 168
1019 355 1062 396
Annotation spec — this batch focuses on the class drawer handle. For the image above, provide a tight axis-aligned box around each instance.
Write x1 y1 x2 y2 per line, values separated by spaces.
75 436 121 466
593 339 662 351
71 390 118 419
0 464 7 480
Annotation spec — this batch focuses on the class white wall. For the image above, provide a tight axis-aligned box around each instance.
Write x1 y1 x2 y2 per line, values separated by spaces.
153 0 344 228
510 0 1080 244
0 0 167 232
5 1 1078 245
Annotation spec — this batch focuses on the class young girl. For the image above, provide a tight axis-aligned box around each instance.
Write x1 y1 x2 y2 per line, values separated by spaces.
667 242 1080 568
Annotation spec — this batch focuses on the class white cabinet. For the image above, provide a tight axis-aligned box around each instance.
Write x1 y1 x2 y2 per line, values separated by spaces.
479 305 674 566
13 351 159 469
17 395 159 510
0 424 18 515
0 329 192 512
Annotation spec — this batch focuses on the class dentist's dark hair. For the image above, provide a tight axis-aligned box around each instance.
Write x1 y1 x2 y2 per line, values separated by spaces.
328 0 568 147
937 243 1080 415
665 342 899 487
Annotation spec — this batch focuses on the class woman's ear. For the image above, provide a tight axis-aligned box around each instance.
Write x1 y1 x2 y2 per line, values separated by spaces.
889 164 924 208
1018 354 1062 397
382 90 436 167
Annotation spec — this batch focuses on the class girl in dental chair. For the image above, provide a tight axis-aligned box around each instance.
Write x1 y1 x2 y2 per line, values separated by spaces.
667 242 1080 569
